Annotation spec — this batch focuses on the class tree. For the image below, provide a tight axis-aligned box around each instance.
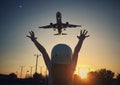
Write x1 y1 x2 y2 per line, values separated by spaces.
8 73 17 79
33 72 45 81
87 71 98 85
116 73 120 80
87 69 114 85
73 74 81 85
97 69 114 79
96 69 114 85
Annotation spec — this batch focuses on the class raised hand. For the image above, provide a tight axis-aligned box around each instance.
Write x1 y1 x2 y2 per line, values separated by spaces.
77 29 89 41
26 31 37 41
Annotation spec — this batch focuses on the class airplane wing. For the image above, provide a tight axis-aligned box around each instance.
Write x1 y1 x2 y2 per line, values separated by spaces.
67 24 81 28
62 23 81 28
38 24 57 29
38 25 52 29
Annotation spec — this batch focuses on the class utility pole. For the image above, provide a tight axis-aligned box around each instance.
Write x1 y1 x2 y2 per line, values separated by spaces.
29 66 33 76
40 66 42 74
25 70 29 78
34 54 40 73
20 66 24 78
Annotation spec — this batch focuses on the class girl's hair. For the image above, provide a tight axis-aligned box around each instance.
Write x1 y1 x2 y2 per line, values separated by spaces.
51 63 73 84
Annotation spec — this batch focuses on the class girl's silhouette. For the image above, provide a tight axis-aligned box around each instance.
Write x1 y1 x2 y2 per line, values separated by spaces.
27 30 89 85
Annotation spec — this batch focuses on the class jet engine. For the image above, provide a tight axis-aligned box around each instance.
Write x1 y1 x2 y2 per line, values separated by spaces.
62 22 69 30
66 22 69 25
50 22 53 27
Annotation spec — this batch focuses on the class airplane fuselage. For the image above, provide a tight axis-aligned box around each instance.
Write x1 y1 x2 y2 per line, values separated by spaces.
56 12 62 34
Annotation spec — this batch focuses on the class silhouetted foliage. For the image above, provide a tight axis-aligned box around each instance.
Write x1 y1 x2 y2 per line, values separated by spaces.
32 72 45 85
87 71 98 85
97 69 114 85
33 72 44 80
88 68 114 85
8 73 17 79
0 69 120 85
116 73 120 80
73 74 81 85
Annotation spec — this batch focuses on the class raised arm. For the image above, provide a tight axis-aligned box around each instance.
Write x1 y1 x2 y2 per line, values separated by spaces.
72 30 89 68
27 31 51 71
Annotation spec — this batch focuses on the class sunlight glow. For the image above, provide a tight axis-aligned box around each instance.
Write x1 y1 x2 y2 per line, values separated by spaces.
79 68 89 79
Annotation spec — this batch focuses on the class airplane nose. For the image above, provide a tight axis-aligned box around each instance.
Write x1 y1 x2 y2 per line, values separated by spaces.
57 11 60 14
56 11 61 16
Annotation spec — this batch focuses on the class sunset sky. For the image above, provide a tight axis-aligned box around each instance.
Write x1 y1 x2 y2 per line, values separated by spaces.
0 0 120 78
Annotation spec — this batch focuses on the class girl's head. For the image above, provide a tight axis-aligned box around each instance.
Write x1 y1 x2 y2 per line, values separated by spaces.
51 44 72 64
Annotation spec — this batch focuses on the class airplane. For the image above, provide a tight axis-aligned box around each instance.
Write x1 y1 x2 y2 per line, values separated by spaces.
38 11 81 35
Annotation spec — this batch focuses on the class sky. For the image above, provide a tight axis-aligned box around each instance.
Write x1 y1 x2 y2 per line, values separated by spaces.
0 0 120 78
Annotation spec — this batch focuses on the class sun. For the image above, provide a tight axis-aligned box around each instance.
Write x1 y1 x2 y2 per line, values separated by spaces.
79 68 89 79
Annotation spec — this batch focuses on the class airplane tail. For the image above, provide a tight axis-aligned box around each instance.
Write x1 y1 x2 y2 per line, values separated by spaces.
62 33 67 35
54 33 67 35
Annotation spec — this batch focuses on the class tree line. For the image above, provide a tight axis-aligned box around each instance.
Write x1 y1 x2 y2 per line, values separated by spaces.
0 68 120 85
